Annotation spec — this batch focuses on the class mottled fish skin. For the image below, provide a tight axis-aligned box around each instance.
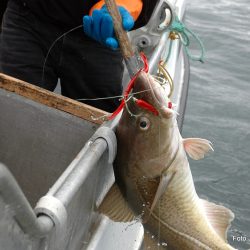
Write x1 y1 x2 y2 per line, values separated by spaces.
114 72 235 250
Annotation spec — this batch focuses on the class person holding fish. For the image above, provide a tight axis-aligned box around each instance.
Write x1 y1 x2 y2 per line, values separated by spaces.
0 0 157 112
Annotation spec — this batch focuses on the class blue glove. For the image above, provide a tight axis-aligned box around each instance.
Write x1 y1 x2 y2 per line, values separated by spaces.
83 6 134 49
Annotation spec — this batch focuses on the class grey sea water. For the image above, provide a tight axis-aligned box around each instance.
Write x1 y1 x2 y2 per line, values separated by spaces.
183 0 250 249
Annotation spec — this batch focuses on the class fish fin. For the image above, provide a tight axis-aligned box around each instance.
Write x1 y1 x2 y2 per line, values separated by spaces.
183 138 214 160
150 173 175 214
200 199 235 242
98 183 135 222
143 231 169 249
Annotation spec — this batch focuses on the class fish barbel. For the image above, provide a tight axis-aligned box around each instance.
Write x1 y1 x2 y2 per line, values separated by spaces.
99 71 235 250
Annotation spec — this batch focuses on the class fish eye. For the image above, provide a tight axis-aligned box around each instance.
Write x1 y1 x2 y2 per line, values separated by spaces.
139 117 150 130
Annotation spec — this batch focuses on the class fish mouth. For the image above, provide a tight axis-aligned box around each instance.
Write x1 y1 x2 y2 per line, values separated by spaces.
131 71 173 118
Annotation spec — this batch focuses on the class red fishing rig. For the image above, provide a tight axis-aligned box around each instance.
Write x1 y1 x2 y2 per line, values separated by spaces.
108 53 148 120
108 53 172 119
133 98 159 116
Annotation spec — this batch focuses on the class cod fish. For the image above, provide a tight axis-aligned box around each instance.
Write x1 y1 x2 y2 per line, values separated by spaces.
99 71 235 250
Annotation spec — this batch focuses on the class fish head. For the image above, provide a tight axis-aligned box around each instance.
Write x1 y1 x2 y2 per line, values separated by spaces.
115 71 179 180
128 71 174 120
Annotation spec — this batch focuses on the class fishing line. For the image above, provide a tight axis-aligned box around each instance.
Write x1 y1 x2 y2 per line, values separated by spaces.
40 23 114 122
124 215 142 231
41 24 83 83
41 27 173 122
87 84 173 121
157 125 162 249
124 96 140 118
90 85 177 121
76 81 171 102
75 80 172 120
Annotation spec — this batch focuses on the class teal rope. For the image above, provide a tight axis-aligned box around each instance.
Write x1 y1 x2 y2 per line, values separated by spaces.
165 16 205 63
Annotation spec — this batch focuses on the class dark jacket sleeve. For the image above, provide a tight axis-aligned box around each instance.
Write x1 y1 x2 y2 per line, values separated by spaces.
134 0 158 29
0 0 8 32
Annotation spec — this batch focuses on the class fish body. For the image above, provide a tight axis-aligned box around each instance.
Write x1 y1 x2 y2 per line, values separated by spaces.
112 72 235 249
